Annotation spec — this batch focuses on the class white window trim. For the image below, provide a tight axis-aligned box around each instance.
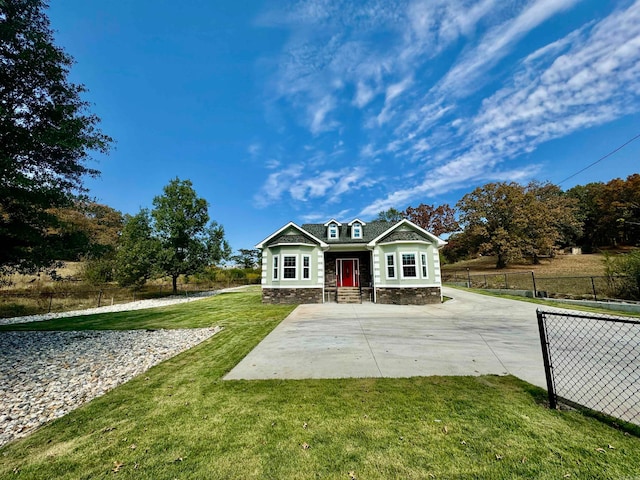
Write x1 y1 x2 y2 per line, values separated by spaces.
420 252 428 278
282 254 298 280
401 252 418 279
351 223 362 239
385 253 396 279
272 255 279 280
328 224 339 239
302 254 311 280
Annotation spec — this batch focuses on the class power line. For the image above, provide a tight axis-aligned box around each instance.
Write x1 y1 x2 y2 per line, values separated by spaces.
558 131 640 185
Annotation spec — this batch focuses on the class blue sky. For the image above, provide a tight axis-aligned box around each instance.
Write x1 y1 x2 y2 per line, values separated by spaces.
47 0 640 251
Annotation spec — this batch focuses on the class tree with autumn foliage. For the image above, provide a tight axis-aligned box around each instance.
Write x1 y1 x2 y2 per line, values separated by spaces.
457 181 581 268
403 203 459 237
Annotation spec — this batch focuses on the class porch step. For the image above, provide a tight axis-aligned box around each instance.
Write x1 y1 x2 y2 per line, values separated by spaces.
337 287 361 304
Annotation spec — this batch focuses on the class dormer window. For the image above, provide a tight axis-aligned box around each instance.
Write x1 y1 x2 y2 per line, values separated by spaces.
324 219 342 240
347 218 366 240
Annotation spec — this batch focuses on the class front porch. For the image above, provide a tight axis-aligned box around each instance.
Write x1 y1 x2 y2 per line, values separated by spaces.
324 251 372 303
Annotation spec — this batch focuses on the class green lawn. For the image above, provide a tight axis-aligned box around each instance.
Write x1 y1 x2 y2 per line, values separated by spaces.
1 290 639 479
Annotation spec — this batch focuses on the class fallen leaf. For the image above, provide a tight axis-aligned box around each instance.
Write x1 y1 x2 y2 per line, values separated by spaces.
134 462 139 470
301 442 310 450
129 444 137 450
443 426 449 434
521 457 527 464
303 422 308 429
112 461 124 473
174 457 184 463
12 467 20 474
348 471 357 480
563 474 571 478
596 448 606 453
460 440 467 445
608 444 615 449
495 454 503 461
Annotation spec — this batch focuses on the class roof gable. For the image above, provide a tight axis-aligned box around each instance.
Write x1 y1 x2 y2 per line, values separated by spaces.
367 219 447 248
301 220 396 244
256 222 328 249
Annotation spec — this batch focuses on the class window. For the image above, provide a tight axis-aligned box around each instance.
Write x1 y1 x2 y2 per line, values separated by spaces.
272 255 279 280
421 253 428 278
328 224 338 239
386 253 396 279
402 253 417 278
352 223 362 239
302 255 310 279
283 255 297 279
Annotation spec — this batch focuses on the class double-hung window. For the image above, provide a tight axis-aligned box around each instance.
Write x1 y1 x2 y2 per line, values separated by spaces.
283 255 297 279
386 253 396 279
302 255 310 279
402 253 417 278
352 223 362 239
272 255 279 280
421 253 428 278
328 224 338 239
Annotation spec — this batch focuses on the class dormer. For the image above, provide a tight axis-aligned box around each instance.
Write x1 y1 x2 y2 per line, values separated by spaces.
348 218 367 239
323 219 342 240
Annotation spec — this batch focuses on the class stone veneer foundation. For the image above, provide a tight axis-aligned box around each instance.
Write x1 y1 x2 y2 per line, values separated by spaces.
262 287 323 304
375 287 441 305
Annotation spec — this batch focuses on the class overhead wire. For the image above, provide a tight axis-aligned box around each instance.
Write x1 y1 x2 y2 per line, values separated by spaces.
558 131 640 185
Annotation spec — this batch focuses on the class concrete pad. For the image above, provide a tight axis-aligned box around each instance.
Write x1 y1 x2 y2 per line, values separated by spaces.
225 287 547 387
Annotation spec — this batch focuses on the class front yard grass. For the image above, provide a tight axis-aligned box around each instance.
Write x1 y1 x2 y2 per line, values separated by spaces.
1 290 639 478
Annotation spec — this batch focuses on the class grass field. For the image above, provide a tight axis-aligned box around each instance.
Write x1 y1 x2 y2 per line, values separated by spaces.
1 290 639 478
442 253 608 276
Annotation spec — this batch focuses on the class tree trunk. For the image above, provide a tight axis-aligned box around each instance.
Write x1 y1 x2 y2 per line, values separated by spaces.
172 275 178 294
496 253 507 269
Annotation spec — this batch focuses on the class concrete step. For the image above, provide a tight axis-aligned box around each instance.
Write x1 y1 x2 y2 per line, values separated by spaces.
337 288 362 304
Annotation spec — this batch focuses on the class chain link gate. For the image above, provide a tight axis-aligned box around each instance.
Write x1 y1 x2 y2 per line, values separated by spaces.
537 309 640 426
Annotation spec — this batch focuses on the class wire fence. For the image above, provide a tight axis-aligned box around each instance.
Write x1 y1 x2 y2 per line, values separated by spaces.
0 278 260 318
442 270 633 301
537 309 640 427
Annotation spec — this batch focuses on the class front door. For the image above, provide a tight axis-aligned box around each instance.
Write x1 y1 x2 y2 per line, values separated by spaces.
337 259 358 287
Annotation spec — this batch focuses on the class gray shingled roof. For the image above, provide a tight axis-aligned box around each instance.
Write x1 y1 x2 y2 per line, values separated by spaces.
379 230 425 243
265 234 316 246
301 221 399 244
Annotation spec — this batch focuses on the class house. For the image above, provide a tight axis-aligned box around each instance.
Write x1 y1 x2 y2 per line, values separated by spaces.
255 218 447 304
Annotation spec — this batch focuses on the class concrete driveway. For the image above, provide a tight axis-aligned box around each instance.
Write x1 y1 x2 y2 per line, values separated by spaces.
225 287 547 387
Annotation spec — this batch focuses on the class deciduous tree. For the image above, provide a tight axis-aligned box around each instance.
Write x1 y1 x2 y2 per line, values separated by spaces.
0 0 112 276
403 203 459 237
152 178 231 293
375 208 404 222
114 210 160 289
457 182 581 268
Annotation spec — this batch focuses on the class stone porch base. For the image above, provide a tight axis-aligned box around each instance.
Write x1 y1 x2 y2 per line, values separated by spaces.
375 287 441 305
262 287 323 304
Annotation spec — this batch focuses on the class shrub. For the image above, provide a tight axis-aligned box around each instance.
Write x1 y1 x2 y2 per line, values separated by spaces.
604 250 640 300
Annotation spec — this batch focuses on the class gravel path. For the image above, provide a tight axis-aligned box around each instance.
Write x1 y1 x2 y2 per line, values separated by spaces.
0 287 252 447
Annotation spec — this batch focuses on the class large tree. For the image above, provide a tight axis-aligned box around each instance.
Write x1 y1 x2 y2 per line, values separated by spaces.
375 208 404 222
231 248 261 269
114 210 160 289
152 178 231 293
404 203 459 237
0 0 112 276
457 182 581 268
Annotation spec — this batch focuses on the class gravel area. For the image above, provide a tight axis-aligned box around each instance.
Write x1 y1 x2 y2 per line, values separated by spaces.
0 327 223 447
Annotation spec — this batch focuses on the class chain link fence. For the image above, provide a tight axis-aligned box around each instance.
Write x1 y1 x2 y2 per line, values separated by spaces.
537 309 640 427
443 271 632 301
0 278 259 318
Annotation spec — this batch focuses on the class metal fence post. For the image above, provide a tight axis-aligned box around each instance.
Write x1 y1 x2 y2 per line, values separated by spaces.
536 310 557 409
531 271 537 298
48 293 53 313
98 290 102 308
504 273 508 289
466 268 471 288
591 277 597 301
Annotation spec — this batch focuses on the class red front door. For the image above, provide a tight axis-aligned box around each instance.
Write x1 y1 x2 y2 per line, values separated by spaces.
338 259 358 287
